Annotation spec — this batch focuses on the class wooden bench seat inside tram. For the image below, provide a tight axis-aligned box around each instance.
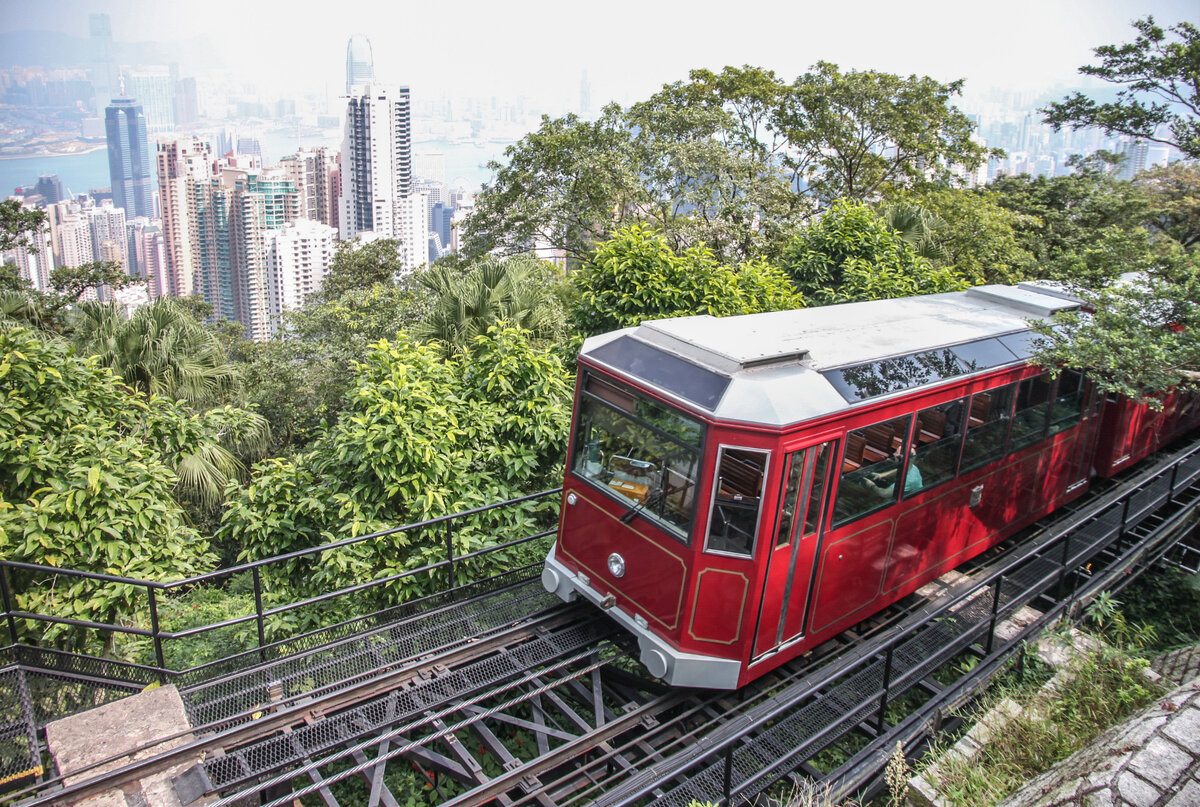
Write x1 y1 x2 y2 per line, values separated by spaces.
844 433 867 472
717 453 764 502
918 409 947 443
969 394 991 427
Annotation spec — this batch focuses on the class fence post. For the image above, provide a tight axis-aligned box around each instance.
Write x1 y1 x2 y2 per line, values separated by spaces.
985 576 1003 655
722 745 734 805
253 567 267 663
876 645 895 733
147 587 167 683
0 565 19 646
445 521 455 591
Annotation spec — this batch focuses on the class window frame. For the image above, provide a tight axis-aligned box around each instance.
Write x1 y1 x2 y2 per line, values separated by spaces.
704 444 771 559
570 370 707 544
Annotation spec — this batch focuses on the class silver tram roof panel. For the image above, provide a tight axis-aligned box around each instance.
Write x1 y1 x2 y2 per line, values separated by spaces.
580 284 1080 428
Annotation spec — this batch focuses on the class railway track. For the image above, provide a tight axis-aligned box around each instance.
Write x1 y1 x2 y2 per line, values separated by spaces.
10 435 1199 807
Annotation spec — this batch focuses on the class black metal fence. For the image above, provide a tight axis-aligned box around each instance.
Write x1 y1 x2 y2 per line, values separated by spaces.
0 488 562 687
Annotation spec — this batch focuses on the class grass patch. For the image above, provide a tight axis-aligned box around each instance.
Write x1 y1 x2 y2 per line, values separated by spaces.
919 597 1166 807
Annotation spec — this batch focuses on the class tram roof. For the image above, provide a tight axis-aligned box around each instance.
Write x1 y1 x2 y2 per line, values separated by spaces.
580 283 1082 426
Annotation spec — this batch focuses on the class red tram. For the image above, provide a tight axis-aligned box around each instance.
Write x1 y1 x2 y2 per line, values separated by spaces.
541 283 1200 689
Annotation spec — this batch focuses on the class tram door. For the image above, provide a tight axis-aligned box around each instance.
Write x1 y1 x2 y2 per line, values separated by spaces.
751 437 836 661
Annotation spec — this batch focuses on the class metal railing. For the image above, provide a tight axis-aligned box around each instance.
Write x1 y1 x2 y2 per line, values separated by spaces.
601 435 1200 807
0 487 562 685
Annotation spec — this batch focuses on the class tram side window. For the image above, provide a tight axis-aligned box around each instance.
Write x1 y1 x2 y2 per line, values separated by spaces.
707 448 768 556
909 398 967 496
960 384 1016 472
832 414 914 527
1048 370 1086 436
572 374 704 541
1009 373 1053 452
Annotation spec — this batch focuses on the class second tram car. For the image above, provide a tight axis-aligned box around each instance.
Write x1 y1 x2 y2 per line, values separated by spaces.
541 282 1200 689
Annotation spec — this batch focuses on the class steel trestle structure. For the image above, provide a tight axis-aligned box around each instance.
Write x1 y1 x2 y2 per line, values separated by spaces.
1 436 1198 806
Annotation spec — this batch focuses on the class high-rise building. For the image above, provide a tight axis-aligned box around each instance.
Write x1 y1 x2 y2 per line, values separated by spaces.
45 202 95 270
580 70 591 118
339 83 426 268
345 35 375 95
280 146 339 226
34 175 65 206
265 218 338 333
125 217 164 285
106 96 156 219
88 13 118 116
157 137 212 298
174 76 199 129
127 69 176 135
87 200 127 271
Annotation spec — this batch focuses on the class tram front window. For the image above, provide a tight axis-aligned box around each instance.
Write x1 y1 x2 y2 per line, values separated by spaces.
572 373 704 541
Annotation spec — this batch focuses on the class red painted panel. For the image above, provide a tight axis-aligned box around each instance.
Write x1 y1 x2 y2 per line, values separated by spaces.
808 519 893 634
558 485 689 632
689 569 750 645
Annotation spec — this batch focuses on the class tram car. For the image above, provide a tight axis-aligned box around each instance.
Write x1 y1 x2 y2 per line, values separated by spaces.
541 283 1200 689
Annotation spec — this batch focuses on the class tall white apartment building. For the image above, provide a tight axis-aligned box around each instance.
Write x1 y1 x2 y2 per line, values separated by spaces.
339 83 427 271
156 137 212 298
87 200 127 271
265 218 338 334
45 202 94 270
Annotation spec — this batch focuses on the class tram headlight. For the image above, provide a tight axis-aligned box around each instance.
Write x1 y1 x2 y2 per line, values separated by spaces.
607 552 626 578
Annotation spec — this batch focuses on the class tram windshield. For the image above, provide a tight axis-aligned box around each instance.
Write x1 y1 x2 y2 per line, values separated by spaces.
572 372 704 542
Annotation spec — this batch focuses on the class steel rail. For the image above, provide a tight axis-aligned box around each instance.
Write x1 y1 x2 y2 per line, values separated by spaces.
20 605 589 807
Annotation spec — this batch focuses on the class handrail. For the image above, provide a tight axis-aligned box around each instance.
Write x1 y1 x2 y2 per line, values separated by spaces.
0 487 563 678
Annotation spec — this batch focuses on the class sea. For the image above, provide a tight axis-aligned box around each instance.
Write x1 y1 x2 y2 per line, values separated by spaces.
0 130 510 198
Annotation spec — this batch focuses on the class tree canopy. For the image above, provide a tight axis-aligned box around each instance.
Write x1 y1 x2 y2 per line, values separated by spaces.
465 64 994 264
782 200 968 305
569 225 803 336
1042 17 1200 160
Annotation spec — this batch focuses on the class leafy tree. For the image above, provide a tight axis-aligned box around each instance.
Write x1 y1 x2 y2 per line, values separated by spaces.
314 238 407 302
783 200 968 305
882 187 1040 285
414 254 567 357
0 200 46 252
777 63 998 205
463 105 644 262
627 69 809 262
73 298 243 409
570 225 803 336
220 325 572 611
878 203 948 261
1033 255 1199 403
238 278 429 454
1043 17 1200 160
1135 160 1200 250
0 329 216 653
990 158 1156 286
465 64 998 263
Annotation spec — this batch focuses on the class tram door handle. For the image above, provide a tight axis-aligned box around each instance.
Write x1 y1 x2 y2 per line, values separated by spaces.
969 484 984 508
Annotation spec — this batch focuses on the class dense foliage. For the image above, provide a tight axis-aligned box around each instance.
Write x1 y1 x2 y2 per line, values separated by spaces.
220 324 572 614
571 225 803 335
783 201 969 305
0 329 216 651
465 63 990 262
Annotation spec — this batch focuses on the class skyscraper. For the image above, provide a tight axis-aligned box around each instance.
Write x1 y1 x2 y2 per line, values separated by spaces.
88 14 118 116
345 35 375 95
106 96 156 219
127 69 176 135
338 83 413 242
157 137 212 298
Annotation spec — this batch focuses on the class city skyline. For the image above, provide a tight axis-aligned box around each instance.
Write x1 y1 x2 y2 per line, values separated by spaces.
4 0 1197 110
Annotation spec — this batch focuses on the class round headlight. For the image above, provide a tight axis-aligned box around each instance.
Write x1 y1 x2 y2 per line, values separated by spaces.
607 552 626 578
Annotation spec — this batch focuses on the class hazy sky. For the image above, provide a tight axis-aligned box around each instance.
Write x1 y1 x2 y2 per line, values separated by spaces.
3 0 1198 108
